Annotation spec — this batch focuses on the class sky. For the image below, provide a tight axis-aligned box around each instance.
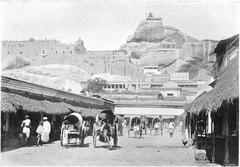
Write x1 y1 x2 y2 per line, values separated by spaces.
1 0 240 50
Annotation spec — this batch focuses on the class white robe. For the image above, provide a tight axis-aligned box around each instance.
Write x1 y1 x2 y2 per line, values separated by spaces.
21 119 31 137
42 121 51 142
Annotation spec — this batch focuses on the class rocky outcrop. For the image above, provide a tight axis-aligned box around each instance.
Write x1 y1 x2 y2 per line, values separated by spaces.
128 21 164 42
120 15 213 80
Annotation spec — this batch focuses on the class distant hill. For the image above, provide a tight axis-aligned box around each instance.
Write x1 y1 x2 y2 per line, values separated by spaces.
2 64 91 94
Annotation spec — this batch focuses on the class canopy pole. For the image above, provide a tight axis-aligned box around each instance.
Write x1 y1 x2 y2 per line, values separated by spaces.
211 112 215 163
6 112 9 132
224 103 230 165
207 111 211 133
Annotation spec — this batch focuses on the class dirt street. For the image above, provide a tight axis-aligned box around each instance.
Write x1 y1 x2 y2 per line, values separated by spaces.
1 129 217 166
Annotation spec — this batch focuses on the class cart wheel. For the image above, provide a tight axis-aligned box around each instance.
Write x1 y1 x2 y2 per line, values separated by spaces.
113 124 118 147
93 123 97 148
80 136 84 146
105 135 110 149
80 125 85 146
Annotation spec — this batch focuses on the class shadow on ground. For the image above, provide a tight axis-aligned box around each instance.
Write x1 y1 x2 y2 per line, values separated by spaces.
136 145 188 149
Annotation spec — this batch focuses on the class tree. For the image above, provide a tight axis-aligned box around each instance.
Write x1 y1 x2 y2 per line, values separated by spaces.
85 77 107 93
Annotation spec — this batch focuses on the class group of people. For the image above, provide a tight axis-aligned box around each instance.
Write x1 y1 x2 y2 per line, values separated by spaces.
133 122 144 138
153 122 163 136
20 115 51 146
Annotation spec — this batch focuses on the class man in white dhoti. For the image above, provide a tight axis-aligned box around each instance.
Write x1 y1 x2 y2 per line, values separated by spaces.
21 115 31 145
42 117 51 143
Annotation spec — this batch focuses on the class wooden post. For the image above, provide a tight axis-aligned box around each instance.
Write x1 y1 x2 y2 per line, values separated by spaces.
189 113 192 140
52 115 56 124
236 99 239 135
5 112 9 132
211 113 215 163
224 104 230 165
208 111 212 133
194 115 197 148
204 113 207 150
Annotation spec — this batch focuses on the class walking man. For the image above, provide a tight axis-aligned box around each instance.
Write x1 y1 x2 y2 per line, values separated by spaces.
21 115 31 145
160 121 163 136
41 117 51 143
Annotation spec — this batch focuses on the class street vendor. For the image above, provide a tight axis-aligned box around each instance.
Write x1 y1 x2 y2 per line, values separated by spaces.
21 115 31 145
42 117 51 143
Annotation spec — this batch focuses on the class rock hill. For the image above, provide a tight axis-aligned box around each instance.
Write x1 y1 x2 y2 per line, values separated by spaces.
120 14 215 80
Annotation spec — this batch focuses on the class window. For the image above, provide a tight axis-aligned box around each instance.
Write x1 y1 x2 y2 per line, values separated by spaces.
167 93 174 96
116 85 118 89
123 85 125 88
70 51 72 54
56 51 58 54
63 51 65 54
108 85 111 89
20 51 23 54
7 51 10 54
42 50 46 54
167 44 170 49
119 85 122 89
178 84 198 88
111 85 114 89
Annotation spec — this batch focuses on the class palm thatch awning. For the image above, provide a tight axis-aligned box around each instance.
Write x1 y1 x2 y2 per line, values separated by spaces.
1 96 17 113
69 107 104 118
1 76 114 110
206 56 239 111
1 91 108 117
1 91 70 114
185 56 239 114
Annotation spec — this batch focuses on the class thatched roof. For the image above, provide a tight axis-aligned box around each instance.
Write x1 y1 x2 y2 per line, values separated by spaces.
1 91 107 118
185 56 239 114
214 34 239 69
185 91 209 114
1 91 70 114
206 56 239 111
1 96 17 112
71 107 103 118
214 34 239 56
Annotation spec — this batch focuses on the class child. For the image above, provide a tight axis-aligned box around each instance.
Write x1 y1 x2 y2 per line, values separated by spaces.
36 121 43 146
